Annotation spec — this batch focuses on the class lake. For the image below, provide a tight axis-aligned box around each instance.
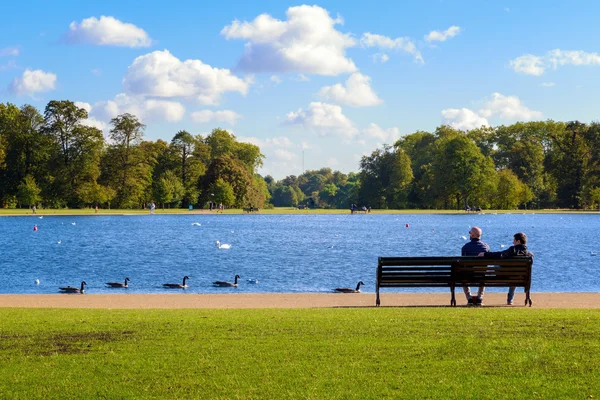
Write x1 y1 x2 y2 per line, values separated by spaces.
1 213 598 294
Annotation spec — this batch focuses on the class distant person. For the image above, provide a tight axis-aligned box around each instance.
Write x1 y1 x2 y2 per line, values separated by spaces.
483 232 533 305
149 202 156 214
219 202 223 213
32 205 36 214
461 226 490 306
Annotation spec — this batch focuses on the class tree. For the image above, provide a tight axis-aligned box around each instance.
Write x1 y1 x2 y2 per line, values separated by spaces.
430 133 496 209
358 145 413 209
43 100 104 206
207 178 235 207
494 169 531 209
108 113 145 207
17 175 41 208
154 170 184 208
170 130 205 206
271 185 298 207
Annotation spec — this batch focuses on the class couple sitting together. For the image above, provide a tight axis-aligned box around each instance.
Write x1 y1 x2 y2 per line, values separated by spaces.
462 227 533 306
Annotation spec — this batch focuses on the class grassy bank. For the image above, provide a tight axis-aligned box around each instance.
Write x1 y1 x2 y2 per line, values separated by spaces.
1 308 599 399
1 207 597 216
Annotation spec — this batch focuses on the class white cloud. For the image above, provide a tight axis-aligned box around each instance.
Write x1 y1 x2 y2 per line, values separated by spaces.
441 108 489 131
270 75 282 84
274 148 297 161
541 82 555 87
285 102 357 137
371 53 389 63
8 69 56 96
363 123 401 143
73 102 107 131
478 92 543 120
509 54 545 76
360 33 423 64
190 109 242 125
318 73 382 107
546 49 600 68
239 136 293 149
510 49 600 75
0 60 18 71
93 93 185 123
62 16 152 47
122 50 249 105
0 46 19 56
74 101 93 113
221 5 357 75
425 26 461 42
442 92 542 130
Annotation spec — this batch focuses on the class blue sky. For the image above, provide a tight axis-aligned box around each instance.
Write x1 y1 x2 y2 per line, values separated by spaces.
1 0 599 179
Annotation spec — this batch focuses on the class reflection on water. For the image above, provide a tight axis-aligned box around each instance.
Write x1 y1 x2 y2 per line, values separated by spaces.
1 213 598 294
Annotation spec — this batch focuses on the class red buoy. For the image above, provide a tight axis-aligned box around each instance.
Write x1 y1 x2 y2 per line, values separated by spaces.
33 225 38 231
405 223 409 228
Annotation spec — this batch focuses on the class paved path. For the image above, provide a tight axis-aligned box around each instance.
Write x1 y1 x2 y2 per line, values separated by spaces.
0 293 598 309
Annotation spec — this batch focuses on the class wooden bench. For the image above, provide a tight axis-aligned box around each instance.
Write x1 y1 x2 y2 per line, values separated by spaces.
376 256 533 307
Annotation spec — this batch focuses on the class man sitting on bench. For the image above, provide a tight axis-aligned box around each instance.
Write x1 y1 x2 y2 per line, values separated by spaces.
483 232 533 305
461 226 490 306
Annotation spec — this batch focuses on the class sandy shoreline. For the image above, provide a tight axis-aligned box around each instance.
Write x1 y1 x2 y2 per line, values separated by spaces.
0 292 598 309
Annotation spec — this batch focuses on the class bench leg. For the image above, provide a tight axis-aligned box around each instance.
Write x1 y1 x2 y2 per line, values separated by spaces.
525 291 532 307
450 286 456 307
376 289 380 307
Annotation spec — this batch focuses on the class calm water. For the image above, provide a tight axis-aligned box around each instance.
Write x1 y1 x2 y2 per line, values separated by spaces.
1 213 599 294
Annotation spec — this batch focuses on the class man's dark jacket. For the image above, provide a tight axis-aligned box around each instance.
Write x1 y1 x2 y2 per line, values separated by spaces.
484 244 533 259
461 239 490 256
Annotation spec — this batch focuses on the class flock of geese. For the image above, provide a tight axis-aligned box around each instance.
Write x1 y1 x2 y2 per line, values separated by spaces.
58 277 365 294
58 275 243 293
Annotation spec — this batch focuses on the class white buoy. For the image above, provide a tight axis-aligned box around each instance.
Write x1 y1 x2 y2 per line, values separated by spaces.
35 279 40 285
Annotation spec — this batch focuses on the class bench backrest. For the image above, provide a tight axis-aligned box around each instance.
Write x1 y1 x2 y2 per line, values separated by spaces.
377 256 533 288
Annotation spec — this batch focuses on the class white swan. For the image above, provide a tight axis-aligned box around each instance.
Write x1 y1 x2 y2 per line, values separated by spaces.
216 240 231 249
57 240 62 244
71 222 76 225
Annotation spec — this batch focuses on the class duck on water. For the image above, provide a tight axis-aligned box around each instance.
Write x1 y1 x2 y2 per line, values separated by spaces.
59 281 87 294
213 275 240 287
163 276 190 289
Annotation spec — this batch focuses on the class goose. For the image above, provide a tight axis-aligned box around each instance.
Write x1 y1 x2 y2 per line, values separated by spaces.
214 275 240 287
106 277 130 288
216 240 231 249
163 276 190 289
59 281 87 294
334 281 364 293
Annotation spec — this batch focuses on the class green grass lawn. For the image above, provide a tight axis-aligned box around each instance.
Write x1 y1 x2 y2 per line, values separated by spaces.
1 207 597 215
1 308 599 399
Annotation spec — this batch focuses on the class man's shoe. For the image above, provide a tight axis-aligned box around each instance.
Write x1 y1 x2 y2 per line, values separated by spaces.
467 297 474 306
507 301 514 306
474 297 483 306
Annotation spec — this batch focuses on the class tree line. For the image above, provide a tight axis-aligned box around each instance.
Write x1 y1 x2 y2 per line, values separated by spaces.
267 122 600 210
1 100 599 210
0 101 267 210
